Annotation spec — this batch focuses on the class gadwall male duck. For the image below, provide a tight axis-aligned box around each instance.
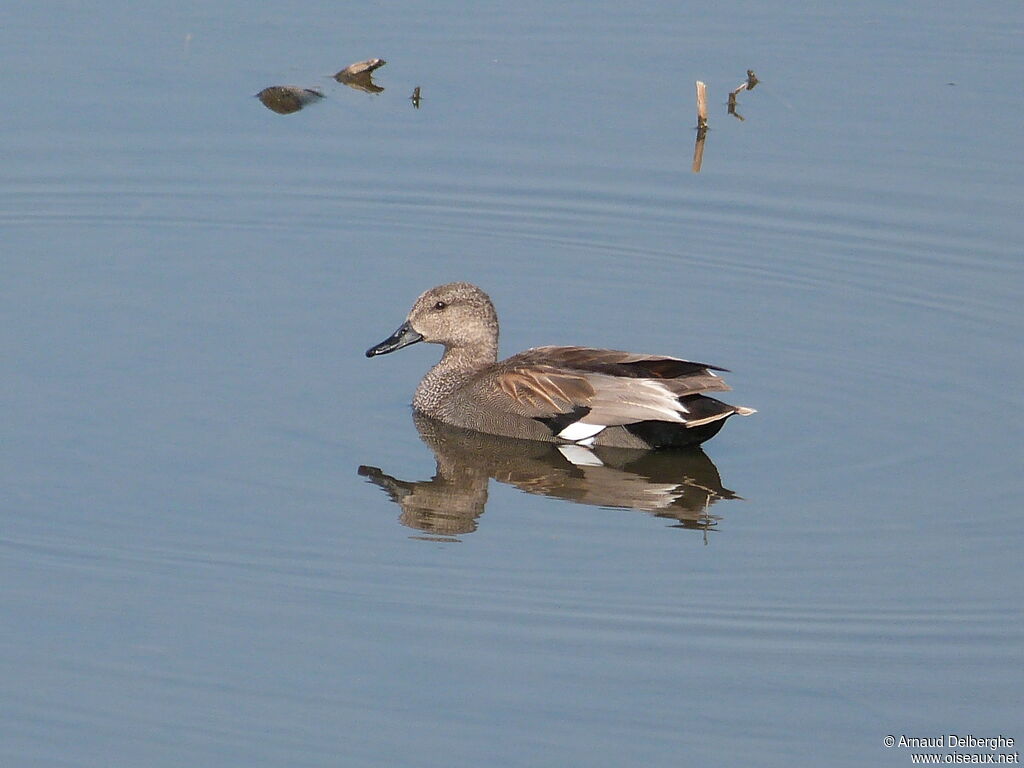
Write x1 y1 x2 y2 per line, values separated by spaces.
366 282 755 449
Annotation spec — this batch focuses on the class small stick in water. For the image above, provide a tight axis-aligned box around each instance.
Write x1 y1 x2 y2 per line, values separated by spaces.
410 86 421 108
729 69 760 99
728 69 759 120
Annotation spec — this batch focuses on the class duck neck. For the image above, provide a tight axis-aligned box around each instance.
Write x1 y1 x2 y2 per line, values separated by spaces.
413 341 498 415
444 337 499 369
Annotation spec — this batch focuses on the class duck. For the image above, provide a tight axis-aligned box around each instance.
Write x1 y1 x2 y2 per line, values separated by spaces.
365 282 754 449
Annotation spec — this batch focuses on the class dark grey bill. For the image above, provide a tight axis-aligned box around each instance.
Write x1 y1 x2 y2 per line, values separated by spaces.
365 321 424 357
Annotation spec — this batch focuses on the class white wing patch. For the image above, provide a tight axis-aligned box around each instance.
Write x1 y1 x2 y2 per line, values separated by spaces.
557 421 606 443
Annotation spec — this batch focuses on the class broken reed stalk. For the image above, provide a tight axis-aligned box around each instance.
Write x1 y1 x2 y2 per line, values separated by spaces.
695 80 708 134
692 80 708 172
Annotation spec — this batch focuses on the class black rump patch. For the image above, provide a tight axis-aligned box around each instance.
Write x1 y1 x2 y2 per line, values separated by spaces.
624 418 727 448
624 395 737 447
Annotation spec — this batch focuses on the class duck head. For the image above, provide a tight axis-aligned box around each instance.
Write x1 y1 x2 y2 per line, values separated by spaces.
366 282 499 357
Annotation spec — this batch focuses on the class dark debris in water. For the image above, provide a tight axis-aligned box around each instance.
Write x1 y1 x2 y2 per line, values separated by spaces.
334 58 387 94
256 86 324 115
254 57 400 115
335 71 384 94
335 58 386 78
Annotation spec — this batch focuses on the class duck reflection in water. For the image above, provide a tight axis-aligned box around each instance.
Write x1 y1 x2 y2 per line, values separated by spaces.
359 413 740 539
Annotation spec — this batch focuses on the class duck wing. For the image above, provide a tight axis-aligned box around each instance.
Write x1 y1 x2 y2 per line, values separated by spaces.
483 347 738 431
512 346 732 396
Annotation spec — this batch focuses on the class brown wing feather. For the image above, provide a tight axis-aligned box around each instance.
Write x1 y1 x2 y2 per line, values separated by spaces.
494 366 595 415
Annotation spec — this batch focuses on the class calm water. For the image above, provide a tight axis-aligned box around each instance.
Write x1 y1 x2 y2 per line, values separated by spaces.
2 1 1022 766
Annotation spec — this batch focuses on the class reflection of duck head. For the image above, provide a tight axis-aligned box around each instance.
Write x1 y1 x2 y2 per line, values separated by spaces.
359 413 741 539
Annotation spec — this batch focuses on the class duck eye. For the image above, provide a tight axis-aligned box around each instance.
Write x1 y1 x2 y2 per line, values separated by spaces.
433 301 447 310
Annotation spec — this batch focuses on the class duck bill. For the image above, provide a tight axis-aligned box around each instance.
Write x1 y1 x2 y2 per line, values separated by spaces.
365 320 424 357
